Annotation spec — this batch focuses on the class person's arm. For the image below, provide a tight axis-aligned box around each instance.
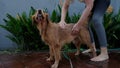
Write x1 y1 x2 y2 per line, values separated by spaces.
59 0 71 28
77 0 94 25
72 0 94 35
61 0 70 21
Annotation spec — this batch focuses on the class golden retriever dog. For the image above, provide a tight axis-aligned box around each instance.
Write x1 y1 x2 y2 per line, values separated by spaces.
32 9 96 68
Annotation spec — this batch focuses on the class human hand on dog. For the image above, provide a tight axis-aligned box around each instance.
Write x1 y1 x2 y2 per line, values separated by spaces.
59 20 66 29
72 23 83 35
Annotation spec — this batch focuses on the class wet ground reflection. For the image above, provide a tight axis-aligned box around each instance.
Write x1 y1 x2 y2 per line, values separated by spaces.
0 52 119 68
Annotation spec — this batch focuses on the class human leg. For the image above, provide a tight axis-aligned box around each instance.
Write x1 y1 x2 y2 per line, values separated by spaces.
90 14 109 61
89 0 110 61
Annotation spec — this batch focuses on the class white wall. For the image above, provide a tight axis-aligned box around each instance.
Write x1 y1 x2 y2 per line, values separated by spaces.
0 0 120 49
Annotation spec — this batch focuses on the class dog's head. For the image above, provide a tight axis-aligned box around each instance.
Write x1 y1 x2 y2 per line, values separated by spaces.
32 9 49 25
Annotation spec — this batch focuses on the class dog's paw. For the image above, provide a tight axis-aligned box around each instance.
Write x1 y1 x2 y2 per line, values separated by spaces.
51 64 58 68
46 57 53 61
75 51 80 56
75 53 79 56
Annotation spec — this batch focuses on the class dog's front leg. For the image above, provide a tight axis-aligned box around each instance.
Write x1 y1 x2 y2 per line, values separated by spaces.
51 45 61 68
47 45 54 61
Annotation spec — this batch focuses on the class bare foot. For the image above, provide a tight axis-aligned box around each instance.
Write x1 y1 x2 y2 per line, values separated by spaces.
90 54 109 61
82 49 91 53
82 43 96 53
82 48 97 54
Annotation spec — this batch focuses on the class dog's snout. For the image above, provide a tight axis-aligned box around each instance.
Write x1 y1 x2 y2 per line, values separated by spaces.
37 10 43 18
38 14 42 18
38 10 42 14
36 9 44 20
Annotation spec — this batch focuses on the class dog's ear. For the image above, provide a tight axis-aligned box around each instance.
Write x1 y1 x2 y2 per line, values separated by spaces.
32 15 37 25
45 13 49 23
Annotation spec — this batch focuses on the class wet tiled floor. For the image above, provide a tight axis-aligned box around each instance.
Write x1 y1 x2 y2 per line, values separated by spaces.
0 51 120 68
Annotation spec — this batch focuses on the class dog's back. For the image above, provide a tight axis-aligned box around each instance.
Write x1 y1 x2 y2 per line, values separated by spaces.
56 23 75 45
